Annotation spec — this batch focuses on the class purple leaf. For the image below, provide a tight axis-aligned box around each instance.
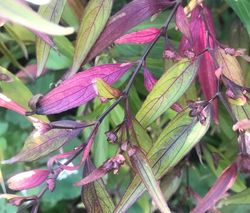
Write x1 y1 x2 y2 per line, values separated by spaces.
7 169 49 191
84 0 175 63
33 63 132 115
190 163 237 213
114 28 161 45
175 5 192 41
143 67 157 92
75 154 125 186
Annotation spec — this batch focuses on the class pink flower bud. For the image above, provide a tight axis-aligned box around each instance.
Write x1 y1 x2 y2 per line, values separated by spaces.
143 67 157 91
0 93 26 115
7 169 49 191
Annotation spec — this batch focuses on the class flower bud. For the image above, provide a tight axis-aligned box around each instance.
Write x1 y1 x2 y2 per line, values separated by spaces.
7 169 49 191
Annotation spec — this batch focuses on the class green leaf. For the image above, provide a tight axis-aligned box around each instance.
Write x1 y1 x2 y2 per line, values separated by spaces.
93 116 109 167
130 147 171 213
0 66 48 122
81 158 115 213
219 188 250 207
231 101 250 121
115 107 211 212
0 0 74 35
136 59 198 127
36 0 66 76
225 0 250 35
4 24 28 59
70 0 113 76
2 124 82 163
130 119 153 153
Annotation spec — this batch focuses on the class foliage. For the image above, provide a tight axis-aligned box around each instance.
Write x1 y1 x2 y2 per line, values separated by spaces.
0 0 250 213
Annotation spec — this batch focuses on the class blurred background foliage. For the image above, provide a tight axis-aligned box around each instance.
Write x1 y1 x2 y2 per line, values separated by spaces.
0 0 250 212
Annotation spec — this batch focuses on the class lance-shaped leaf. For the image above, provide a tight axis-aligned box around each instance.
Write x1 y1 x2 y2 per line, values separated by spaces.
7 169 49 191
143 67 157 92
129 147 171 213
190 163 237 213
2 120 84 163
0 66 48 122
115 107 211 212
81 158 115 213
69 0 113 78
34 63 132 115
114 28 161 45
36 0 66 77
136 59 198 127
95 78 121 100
0 0 74 35
85 0 175 62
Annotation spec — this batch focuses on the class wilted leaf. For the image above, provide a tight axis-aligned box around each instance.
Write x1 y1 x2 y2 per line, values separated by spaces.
81 158 115 213
115 107 211 212
34 63 132 115
136 59 198 127
85 0 175 62
190 163 237 213
130 147 171 213
2 120 83 163
114 28 161 44
69 0 113 77
36 0 66 77
0 0 74 35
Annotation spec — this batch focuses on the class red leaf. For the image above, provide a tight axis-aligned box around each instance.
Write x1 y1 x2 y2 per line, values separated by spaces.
85 0 174 62
33 63 132 114
114 28 161 44
190 163 237 213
